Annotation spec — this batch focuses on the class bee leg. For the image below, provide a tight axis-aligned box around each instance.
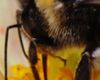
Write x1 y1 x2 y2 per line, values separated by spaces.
16 10 40 80
29 41 40 80
40 48 67 66
41 53 67 80
75 51 91 80
49 54 67 66
16 10 29 60
42 54 48 80
5 24 21 80
75 43 97 80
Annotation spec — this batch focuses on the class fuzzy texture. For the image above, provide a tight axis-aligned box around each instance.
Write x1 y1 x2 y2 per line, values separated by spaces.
19 0 100 48
36 0 100 47
18 1 100 80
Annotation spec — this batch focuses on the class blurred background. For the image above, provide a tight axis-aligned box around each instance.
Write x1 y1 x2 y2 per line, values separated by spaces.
0 0 30 79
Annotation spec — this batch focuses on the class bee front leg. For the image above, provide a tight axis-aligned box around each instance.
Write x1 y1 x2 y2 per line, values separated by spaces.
29 41 40 80
5 24 21 80
16 10 40 80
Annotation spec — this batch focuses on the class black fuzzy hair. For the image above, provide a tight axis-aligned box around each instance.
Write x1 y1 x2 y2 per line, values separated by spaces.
19 0 100 47
18 1 100 80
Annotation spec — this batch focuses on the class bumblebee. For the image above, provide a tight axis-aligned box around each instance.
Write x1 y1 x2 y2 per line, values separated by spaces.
5 0 100 80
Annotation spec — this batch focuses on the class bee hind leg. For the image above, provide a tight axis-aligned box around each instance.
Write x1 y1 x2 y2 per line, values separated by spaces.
75 43 97 80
